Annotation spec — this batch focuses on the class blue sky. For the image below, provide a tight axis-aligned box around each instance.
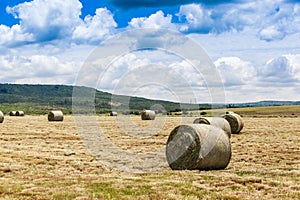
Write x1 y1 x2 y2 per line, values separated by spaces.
0 0 300 103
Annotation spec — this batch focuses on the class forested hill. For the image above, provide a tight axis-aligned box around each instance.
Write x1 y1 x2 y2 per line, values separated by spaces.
0 84 75 103
0 83 203 114
0 83 299 115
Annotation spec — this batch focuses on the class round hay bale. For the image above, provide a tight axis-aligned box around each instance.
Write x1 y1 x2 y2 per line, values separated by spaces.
166 124 231 170
16 111 24 116
48 110 64 122
0 111 4 123
222 112 244 134
193 117 231 138
110 111 117 116
141 110 155 120
9 111 17 116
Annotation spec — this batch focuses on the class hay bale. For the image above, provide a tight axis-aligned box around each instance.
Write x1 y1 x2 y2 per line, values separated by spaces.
166 124 231 170
141 110 155 120
193 117 231 138
9 111 17 116
222 112 244 134
48 110 64 121
110 111 117 116
0 111 4 123
16 111 24 116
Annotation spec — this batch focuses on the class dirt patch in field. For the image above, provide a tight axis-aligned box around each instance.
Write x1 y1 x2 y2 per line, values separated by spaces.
0 115 299 199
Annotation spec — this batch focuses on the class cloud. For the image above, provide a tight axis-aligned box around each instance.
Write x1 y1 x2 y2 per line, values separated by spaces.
258 26 286 41
83 48 209 102
0 54 78 84
177 3 258 34
257 2 300 41
128 10 176 29
98 53 151 91
72 8 117 44
177 4 213 33
214 57 256 87
177 1 300 41
111 0 235 8
212 54 300 99
2 0 299 47
257 55 300 85
0 24 32 46
109 61 205 103
124 1 300 42
212 54 300 102
2 0 117 46
6 0 82 43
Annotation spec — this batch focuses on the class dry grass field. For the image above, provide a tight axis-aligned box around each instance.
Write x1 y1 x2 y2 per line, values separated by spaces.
0 108 299 199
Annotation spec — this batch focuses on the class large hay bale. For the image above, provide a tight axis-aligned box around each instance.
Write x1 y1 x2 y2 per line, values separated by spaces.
110 111 117 116
16 111 24 116
9 111 17 116
193 117 231 138
141 110 155 120
222 112 244 134
48 110 64 122
0 111 4 123
166 124 231 170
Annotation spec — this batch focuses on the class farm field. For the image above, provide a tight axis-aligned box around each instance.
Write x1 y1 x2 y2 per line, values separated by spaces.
0 109 299 199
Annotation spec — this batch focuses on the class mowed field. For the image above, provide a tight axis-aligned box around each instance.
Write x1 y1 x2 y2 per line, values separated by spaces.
0 106 300 199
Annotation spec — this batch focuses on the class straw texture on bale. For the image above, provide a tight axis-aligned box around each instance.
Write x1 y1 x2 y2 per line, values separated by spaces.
9 111 16 116
48 111 64 121
222 112 244 134
166 124 231 170
141 110 155 120
193 117 231 138
110 111 118 116
0 111 4 123
16 111 24 116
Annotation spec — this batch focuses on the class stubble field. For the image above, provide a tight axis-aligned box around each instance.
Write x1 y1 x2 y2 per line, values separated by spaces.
0 108 299 199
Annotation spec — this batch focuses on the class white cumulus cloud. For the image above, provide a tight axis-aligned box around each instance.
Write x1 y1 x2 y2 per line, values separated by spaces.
2 0 118 46
0 24 33 46
258 55 300 85
257 2 300 41
177 4 213 33
128 10 176 29
214 57 256 87
258 25 286 41
6 0 82 43
0 54 78 84
72 8 117 44
177 1 300 41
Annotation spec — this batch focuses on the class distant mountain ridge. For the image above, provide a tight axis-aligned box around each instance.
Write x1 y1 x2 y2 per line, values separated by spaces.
0 83 202 114
0 83 299 114
228 100 300 108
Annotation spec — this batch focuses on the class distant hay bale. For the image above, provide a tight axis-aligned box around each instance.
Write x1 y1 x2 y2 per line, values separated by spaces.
0 111 4 123
48 110 64 122
174 112 183 116
193 117 231 138
166 124 231 170
222 112 244 134
16 111 24 116
141 110 155 120
9 111 17 116
110 111 117 116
